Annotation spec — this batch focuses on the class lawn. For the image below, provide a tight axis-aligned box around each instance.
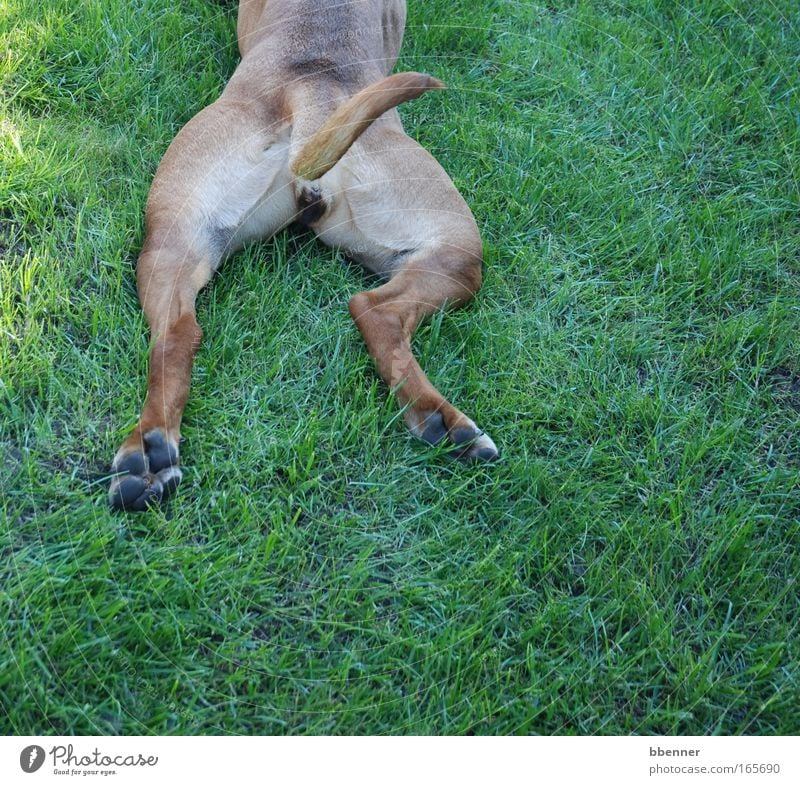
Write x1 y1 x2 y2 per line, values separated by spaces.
1 0 799 734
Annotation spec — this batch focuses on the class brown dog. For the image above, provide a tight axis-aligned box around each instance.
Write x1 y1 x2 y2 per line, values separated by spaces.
109 0 498 510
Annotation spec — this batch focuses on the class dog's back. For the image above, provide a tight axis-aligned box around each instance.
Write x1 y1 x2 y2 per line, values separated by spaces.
237 0 406 87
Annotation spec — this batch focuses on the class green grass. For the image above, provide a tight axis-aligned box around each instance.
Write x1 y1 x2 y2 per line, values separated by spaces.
1 0 799 734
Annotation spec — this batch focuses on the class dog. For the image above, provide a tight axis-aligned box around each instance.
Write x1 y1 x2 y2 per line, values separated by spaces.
109 0 498 511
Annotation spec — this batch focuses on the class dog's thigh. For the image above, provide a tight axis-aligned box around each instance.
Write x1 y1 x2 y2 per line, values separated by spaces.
149 98 296 260
312 125 481 273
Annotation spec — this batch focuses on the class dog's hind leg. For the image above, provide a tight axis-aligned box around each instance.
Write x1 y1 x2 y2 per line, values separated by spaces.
108 231 210 511
311 122 498 461
109 99 293 510
348 247 498 461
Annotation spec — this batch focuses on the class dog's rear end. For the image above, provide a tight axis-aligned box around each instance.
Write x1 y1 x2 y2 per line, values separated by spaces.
109 0 496 511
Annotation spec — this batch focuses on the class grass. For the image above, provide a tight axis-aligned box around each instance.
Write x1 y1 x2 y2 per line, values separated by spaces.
1 0 799 734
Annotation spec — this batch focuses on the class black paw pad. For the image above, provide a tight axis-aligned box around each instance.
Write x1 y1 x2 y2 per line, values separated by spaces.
143 430 178 472
451 427 479 447
128 481 164 512
110 476 164 512
116 451 146 476
110 475 148 510
109 431 181 511
421 412 448 445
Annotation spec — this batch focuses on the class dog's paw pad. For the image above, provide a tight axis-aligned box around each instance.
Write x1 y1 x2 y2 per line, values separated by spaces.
421 411 448 445
143 430 178 472
451 428 499 462
451 427 479 447
474 445 499 461
109 474 149 510
115 451 147 476
109 429 181 511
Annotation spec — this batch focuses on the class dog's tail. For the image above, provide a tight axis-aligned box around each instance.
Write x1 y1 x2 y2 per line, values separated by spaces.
290 71 444 181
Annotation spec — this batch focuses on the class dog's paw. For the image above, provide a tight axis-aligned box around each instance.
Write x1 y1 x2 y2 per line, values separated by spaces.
449 424 500 461
417 411 499 462
109 429 182 511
